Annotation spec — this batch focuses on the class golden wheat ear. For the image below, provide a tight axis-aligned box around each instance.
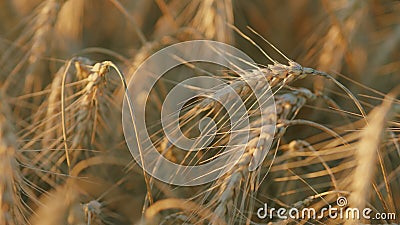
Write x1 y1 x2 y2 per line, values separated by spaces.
143 198 227 225
30 184 84 225
0 93 26 225
346 91 400 224
1 0 61 98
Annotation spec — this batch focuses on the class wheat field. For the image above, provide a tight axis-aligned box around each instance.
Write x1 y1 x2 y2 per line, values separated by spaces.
0 0 399 224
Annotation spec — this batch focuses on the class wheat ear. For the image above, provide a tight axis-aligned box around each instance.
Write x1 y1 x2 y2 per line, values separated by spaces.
209 88 316 223
24 0 60 95
346 92 399 224
0 93 25 225
30 184 84 225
